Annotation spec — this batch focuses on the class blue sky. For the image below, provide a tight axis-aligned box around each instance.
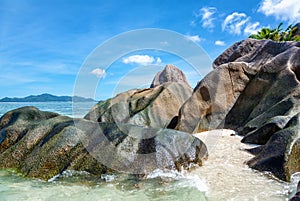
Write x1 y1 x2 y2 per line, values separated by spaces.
1 0 299 100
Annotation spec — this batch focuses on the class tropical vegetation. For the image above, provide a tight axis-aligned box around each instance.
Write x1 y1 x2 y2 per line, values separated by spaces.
249 23 300 42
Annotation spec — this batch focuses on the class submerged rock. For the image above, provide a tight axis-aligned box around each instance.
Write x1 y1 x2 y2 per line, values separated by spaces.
0 107 207 180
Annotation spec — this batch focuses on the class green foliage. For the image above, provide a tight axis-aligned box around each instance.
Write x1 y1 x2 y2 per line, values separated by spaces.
249 23 300 42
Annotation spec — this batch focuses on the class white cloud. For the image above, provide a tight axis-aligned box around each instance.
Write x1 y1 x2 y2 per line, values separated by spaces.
122 55 162 66
222 12 249 35
90 68 106 78
258 0 300 23
215 40 226 46
194 7 217 28
244 22 261 35
185 35 202 42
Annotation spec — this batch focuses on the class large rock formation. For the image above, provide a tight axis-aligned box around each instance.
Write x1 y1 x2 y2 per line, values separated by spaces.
85 65 192 129
175 38 295 133
222 40 300 134
174 61 257 133
174 38 300 181
150 64 190 88
219 39 300 181
0 106 207 180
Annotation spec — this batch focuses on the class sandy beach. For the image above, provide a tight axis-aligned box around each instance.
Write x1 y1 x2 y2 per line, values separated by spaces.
192 129 287 200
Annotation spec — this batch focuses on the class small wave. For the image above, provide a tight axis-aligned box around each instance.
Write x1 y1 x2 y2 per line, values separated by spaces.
147 169 184 179
47 170 90 182
101 174 115 182
146 169 208 192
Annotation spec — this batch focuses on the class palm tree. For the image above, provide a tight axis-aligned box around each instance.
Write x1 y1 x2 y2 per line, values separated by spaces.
249 23 300 42
249 28 272 40
269 22 282 41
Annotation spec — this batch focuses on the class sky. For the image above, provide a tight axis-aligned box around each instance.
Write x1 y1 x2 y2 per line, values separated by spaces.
0 0 299 100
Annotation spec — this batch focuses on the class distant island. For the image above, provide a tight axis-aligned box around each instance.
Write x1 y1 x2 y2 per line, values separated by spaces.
0 93 95 102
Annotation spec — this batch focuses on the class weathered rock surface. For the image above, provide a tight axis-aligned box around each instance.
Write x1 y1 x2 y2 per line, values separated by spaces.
0 106 207 180
223 41 300 134
150 64 190 88
0 106 106 180
175 38 300 181
246 113 300 181
175 38 298 133
85 82 192 129
174 61 257 133
79 121 208 175
213 38 300 70
219 39 300 181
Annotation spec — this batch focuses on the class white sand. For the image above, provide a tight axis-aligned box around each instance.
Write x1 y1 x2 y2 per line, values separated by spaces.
191 129 288 200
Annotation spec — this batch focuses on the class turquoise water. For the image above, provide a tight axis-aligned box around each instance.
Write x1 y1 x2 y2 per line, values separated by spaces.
0 169 207 201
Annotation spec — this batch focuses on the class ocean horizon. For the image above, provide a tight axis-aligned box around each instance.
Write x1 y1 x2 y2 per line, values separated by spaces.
0 102 95 118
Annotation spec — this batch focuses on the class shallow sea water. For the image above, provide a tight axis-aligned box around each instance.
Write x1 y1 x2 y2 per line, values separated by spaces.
0 169 207 201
